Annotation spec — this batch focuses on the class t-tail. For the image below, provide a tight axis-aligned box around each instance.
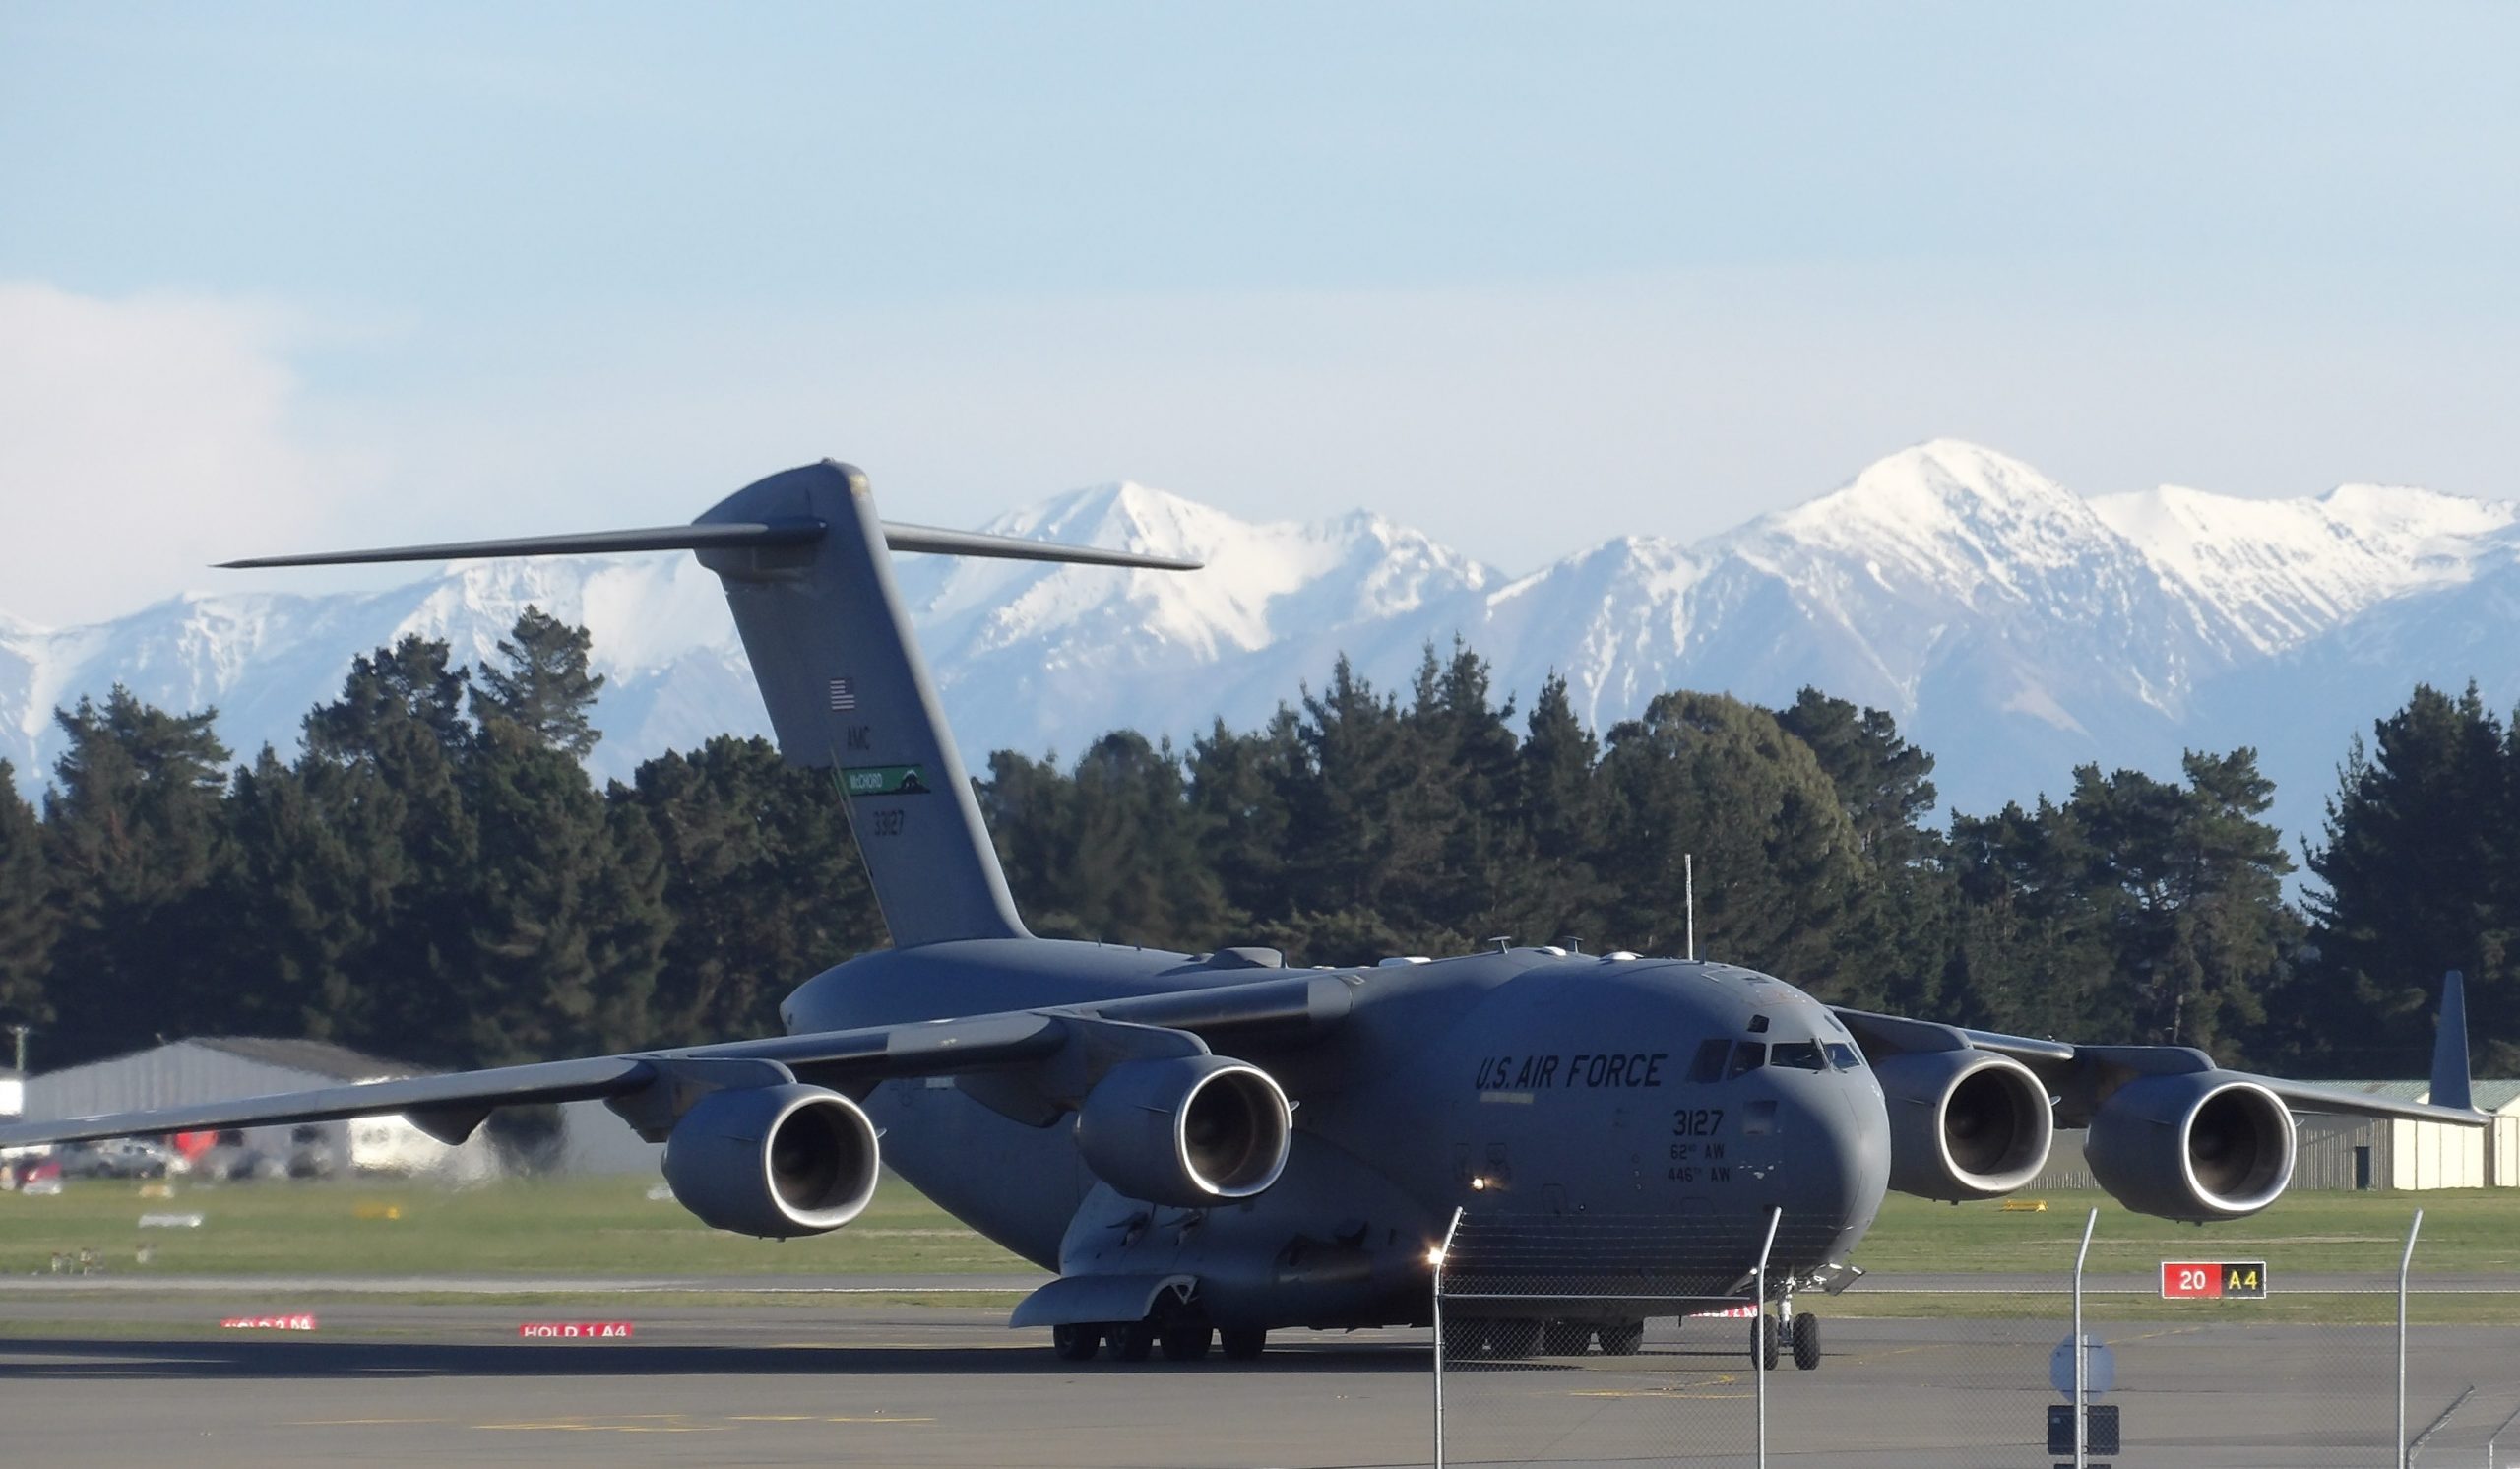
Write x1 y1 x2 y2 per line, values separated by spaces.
223 460 1201 948
2431 970 2473 1113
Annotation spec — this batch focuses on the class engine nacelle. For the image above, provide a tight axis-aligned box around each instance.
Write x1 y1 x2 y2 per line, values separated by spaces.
1073 1055 1292 1208
2085 1072 2295 1222
1875 1050 2055 1201
662 1083 880 1239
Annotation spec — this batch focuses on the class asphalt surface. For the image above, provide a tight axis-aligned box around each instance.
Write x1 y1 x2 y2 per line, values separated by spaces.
7 1269 2513 1296
3 1292 2517 1467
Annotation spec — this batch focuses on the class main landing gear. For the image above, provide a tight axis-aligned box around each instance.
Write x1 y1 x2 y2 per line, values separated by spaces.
1052 1317 1263 1364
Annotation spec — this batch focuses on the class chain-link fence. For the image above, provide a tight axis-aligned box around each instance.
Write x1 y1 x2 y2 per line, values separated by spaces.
1433 1201 2520 1468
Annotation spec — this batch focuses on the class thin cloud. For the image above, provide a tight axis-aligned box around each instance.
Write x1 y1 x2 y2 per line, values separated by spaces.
0 283 373 627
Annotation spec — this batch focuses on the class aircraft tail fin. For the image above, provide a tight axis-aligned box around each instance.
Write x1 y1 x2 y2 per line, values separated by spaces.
2430 970 2473 1112
224 460 1201 949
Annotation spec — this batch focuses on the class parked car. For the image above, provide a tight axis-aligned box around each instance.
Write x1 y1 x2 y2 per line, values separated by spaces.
57 1137 183 1179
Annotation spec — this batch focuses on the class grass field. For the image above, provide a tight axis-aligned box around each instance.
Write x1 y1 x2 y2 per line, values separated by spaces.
1856 1187 2520 1276
0 1172 1031 1279
1 1174 2512 1288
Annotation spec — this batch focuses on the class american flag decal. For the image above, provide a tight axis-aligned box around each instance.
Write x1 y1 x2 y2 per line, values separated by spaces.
828 677 856 711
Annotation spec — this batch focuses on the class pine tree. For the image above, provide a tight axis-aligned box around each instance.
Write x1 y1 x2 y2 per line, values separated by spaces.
1943 798 2111 1037
1595 691 1865 986
292 635 482 1055
2301 683 2513 1074
2065 752 2298 1058
1188 710 1305 930
214 748 377 1039
630 736 882 1043
0 762 55 1029
42 687 234 1060
455 717 666 1064
473 606 607 757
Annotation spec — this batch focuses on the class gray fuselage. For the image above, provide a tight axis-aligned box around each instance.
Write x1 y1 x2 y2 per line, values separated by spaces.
782 940 1893 1332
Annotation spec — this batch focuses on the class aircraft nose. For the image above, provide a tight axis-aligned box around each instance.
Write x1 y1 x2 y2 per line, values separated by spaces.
1775 1073 1889 1263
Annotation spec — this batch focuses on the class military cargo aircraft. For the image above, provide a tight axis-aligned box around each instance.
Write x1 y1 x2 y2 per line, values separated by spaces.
0 461 2484 1368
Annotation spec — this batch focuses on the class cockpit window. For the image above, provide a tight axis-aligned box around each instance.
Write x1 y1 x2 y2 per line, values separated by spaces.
1824 1042 1863 1071
1771 1040 1825 1071
1725 1042 1767 1079
1746 1014 1771 1034
1686 1039 1731 1083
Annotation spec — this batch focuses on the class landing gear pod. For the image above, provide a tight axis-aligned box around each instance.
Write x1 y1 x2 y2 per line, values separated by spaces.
1073 1056 1292 1207
1874 1050 2055 1201
662 1084 881 1238
2085 1073 2295 1221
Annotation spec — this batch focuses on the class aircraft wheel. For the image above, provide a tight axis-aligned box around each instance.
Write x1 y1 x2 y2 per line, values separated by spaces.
1160 1322 1214 1363
1487 1318 1541 1360
1219 1326 1267 1361
1109 1320 1156 1362
1541 1320 1592 1356
1791 1312 1820 1371
1597 1319 1644 1357
1050 1323 1102 1362
1757 1314 1780 1371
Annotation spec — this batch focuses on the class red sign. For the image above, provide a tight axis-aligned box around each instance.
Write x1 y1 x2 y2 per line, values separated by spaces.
2161 1260 2269 1299
518 1321 636 1339
220 1313 318 1330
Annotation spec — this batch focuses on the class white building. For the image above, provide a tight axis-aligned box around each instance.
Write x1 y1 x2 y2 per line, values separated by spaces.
2292 1080 2520 1190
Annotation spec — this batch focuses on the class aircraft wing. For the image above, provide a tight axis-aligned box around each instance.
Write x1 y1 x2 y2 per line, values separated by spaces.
1833 972 2488 1130
0 972 1354 1150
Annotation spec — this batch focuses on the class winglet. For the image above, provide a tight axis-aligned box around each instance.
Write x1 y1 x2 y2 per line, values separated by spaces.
2430 970 2473 1112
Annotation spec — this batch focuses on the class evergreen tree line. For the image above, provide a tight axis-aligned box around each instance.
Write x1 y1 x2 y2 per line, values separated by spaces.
0 614 2509 1082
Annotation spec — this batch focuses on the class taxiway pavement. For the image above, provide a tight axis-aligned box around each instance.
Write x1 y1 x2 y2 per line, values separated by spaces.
2 1295 2513 1467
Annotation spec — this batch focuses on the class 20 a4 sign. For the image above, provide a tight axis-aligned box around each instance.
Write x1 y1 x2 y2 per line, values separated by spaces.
2160 1260 2269 1300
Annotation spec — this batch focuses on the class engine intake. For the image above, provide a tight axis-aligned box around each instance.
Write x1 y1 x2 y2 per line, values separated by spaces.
1074 1055 1292 1207
2085 1072 2295 1222
662 1083 880 1238
1874 1050 2054 1201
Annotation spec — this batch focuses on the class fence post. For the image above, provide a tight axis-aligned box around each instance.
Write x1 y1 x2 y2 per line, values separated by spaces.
2070 1206 2098 1469
1751 1205 1782 1469
2486 1394 2520 1469
1431 1205 1464 1469
2397 1208 2423 1469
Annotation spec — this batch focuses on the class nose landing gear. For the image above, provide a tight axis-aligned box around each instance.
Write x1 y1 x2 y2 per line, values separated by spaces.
1757 1295 1822 1371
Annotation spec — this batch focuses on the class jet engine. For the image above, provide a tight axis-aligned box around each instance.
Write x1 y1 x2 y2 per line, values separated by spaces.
662 1083 881 1238
1874 1050 2054 1201
1072 1054 1292 1208
2084 1072 2295 1222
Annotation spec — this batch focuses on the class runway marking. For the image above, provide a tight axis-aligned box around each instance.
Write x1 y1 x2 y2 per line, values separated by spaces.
476 1415 728 1434
286 1417 445 1426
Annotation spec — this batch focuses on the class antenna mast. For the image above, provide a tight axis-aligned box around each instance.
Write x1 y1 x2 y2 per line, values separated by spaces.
1684 853 1696 962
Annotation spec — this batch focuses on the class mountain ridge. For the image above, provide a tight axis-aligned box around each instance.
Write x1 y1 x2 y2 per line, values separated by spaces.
6 441 2514 862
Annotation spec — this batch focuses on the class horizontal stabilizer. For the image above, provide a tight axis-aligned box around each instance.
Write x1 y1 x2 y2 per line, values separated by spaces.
221 518 1202 571
220 521 826 568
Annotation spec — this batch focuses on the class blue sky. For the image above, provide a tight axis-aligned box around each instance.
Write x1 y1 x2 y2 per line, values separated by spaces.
4 4 2515 622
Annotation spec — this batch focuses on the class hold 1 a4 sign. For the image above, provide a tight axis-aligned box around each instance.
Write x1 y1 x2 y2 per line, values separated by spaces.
2160 1260 2268 1300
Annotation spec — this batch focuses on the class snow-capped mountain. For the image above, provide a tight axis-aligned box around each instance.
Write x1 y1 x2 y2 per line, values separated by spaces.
5 441 2515 861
